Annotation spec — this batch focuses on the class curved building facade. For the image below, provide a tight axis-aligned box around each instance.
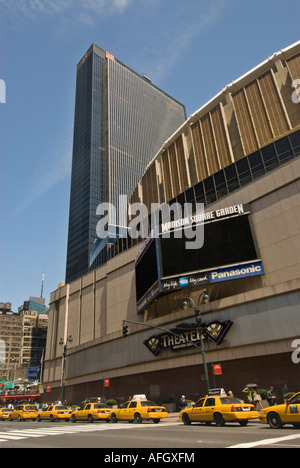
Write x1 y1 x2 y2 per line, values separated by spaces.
44 42 300 406
131 41 300 210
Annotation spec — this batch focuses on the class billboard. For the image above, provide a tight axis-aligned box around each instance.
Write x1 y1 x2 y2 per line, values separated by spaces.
135 204 264 314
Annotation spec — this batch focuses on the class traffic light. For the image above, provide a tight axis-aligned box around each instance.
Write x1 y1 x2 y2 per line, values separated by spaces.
122 321 128 338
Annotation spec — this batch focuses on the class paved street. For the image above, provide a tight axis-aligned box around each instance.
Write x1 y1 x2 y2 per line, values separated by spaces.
0 416 300 450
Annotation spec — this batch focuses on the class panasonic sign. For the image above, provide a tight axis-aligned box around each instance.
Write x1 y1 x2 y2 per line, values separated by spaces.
210 261 264 283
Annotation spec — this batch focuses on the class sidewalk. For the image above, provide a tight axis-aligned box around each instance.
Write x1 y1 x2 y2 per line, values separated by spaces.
164 412 180 422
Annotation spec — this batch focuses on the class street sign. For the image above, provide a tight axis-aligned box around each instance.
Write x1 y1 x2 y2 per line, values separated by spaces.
104 379 110 388
213 364 222 375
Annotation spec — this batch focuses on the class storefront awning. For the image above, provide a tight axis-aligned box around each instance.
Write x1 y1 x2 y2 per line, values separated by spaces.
0 394 41 402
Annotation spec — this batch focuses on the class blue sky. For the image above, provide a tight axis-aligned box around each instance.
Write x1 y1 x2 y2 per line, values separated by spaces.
0 0 299 311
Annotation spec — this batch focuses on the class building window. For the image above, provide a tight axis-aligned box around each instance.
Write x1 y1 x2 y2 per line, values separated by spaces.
261 144 279 172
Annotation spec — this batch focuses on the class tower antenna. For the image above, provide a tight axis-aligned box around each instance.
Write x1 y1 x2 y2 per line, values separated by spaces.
40 272 45 298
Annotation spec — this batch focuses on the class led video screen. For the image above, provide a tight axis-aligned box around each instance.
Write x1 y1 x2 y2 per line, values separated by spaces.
160 215 258 278
135 211 261 313
135 238 159 303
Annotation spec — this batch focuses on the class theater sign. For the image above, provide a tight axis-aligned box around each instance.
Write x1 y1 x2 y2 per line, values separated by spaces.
144 320 233 357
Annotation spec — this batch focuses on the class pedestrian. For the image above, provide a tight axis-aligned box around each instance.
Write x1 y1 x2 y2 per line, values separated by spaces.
242 387 254 404
282 383 289 399
179 395 188 411
228 390 234 397
267 386 277 406
253 390 263 411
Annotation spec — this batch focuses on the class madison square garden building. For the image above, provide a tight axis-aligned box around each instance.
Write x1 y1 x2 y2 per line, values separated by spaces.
44 42 300 405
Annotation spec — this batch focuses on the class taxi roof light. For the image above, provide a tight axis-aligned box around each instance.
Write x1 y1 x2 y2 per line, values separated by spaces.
132 394 147 401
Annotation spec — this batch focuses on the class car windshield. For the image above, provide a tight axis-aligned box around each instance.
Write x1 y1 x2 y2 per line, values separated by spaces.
140 401 158 407
55 406 68 410
120 402 130 409
220 397 243 405
93 404 107 409
289 394 300 404
25 406 37 411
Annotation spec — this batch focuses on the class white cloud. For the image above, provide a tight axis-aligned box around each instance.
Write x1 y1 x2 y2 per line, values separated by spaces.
0 0 134 20
17 142 72 212
131 0 231 84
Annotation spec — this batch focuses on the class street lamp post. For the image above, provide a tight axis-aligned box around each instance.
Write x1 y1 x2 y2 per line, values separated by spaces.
59 335 73 403
183 291 210 394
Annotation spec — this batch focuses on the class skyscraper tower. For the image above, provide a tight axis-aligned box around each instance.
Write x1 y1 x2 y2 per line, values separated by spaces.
66 44 186 283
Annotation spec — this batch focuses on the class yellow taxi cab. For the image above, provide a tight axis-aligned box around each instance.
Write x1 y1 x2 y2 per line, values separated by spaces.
259 392 300 429
37 405 72 422
9 404 39 422
71 403 112 423
110 395 168 424
0 408 13 421
180 394 259 426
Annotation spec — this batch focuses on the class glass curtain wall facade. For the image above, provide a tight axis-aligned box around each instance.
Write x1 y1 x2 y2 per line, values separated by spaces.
66 45 186 283
66 47 107 283
108 59 186 212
